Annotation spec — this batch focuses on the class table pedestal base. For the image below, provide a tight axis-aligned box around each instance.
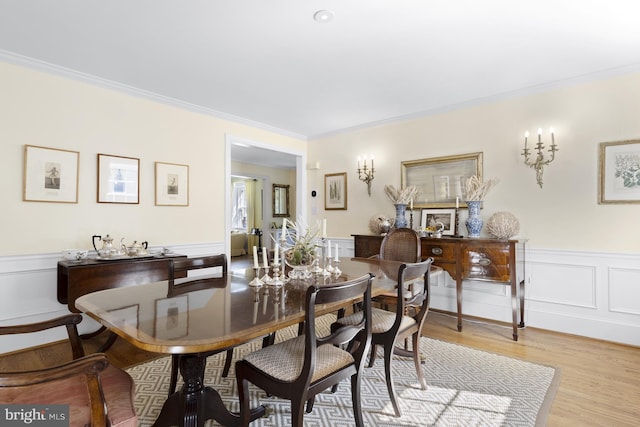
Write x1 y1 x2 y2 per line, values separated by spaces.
152 354 266 427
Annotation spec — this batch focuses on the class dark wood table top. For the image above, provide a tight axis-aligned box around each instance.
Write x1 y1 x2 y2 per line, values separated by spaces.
76 257 410 354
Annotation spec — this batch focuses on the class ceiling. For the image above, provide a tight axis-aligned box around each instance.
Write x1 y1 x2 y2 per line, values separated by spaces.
2 1 640 149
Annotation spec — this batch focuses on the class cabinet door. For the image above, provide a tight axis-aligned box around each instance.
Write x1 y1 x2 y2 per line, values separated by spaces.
461 242 511 282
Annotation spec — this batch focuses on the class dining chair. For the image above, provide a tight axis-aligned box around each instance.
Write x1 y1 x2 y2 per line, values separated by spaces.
378 227 422 263
235 273 374 427
332 258 433 417
0 314 137 427
166 254 236 396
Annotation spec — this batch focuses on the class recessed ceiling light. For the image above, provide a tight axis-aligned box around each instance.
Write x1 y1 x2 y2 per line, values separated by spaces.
313 10 334 23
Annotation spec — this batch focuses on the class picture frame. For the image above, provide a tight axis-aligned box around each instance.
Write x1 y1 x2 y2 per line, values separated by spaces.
598 140 640 204
420 208 456 236
97 154 139 204
154 295 189 339
23 145 79 203
324 172 348 210
155 162 189 206
401 152 483 208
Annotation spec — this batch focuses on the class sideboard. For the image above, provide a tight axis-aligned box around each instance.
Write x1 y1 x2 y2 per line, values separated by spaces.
353 234 526 340
58 255 187 313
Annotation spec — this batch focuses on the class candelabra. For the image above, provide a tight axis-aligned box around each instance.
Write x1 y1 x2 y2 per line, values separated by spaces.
522 128 558 188
357 155 375 196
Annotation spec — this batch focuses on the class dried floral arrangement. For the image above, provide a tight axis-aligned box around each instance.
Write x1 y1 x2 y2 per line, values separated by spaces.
465 176 499 201
486 211 520 239
384 184 418 204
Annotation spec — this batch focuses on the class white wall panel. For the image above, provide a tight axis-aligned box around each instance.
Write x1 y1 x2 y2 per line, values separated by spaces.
608 266 640 315
528 261 597 308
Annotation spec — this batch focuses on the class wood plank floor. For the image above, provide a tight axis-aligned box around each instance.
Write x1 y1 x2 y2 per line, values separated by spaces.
3 310 639 426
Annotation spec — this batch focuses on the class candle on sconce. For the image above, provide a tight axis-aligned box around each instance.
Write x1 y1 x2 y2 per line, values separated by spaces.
524 131 529 149
537 128 542 143
550 127 555 145
274 243 279 264
357 156 361 169
262 247 268 268
335 243 339 261
371 155 374 169
253 246 259 268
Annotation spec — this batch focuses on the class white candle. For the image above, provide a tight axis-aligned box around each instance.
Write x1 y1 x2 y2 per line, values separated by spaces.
456 197 459 209
327 240 332 258
262 247 268 268
334 243 339 261
524 131 529 149
281 219 287 241
253 246 259 268
274 243 279 264
537 128 542 143
371 155 374 169
410 199 413 210
357 156 361 169
322 219 327 238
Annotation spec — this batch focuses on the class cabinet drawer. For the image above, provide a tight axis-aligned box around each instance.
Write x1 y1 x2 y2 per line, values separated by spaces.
461 243 511 282
421 240 457 263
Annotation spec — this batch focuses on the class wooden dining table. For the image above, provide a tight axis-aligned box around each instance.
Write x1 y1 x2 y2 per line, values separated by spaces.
75 257 429 427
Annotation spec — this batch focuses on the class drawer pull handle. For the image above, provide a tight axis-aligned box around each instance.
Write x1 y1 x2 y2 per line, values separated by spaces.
478 258 491 266
431 248 443 255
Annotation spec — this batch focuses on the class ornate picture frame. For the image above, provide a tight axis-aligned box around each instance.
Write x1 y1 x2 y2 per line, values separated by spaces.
324 172 347 210
598 140 640 204
401 152 483 208
155 162 189 206
23 145 79 203
97 154 140 204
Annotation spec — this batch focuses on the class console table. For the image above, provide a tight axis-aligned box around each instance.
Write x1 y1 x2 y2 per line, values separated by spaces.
353 234 525 340
57 255 187 313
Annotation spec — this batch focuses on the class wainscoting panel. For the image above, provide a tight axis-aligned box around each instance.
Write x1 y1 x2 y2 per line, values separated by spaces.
1 241 639 353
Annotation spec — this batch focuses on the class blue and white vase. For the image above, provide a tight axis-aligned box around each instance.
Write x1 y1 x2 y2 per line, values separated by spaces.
394 203 408 228
465 200 483 238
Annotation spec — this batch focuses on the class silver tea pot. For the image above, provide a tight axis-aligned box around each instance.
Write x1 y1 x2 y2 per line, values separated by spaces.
125 240 149 257
92 234 123 258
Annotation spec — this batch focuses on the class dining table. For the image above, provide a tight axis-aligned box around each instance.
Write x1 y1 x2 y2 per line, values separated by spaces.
75 257 435 427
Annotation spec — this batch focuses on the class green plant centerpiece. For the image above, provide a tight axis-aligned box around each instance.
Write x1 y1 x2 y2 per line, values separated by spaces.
282 219 319 268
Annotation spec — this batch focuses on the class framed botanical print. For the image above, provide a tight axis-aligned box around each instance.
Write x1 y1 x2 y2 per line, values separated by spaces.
598 140 640 204
324 172 347 210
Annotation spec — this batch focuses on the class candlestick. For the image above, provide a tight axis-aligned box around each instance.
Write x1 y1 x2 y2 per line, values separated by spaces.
252 246 259 268
262 247 268 268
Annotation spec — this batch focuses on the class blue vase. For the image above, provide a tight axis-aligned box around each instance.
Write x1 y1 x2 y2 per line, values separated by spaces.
394 203 408 228
465 200 483 238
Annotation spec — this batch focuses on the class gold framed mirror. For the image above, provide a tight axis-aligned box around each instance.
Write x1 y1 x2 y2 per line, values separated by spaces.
272 184 290 217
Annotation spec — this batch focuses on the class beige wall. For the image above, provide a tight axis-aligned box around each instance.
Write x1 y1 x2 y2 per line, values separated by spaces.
0 61 305 256
308 72 640 253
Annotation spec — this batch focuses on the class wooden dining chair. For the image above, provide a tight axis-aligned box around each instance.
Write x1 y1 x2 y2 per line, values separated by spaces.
0 314 137 427
166 254 235 396
378 227 422 262
235 273 374 427
332 258 433 417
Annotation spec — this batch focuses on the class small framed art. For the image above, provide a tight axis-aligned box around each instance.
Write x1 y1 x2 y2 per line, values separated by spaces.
420 208 456 235
325 172 347 210
155 162 189 206
97 154 139 204
598 140 640 204
23 145 79 203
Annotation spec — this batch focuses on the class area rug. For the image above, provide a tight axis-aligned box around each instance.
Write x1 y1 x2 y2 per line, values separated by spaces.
127 316 560 426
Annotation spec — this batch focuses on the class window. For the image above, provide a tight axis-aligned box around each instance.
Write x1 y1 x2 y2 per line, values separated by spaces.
232 181 247 230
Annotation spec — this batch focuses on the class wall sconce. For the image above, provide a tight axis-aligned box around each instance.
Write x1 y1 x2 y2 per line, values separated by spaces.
522 128 558 188
357 155 375 196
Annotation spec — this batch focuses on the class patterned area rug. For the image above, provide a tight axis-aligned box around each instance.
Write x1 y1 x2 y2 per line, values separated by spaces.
127 315 560 427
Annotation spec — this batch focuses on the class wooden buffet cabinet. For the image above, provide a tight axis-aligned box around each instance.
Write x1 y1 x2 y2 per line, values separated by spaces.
353 234 525 340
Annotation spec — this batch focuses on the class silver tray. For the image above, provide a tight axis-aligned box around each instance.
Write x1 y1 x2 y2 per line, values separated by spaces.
93 254 155 261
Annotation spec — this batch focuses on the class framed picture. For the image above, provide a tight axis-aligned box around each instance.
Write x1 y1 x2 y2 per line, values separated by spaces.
97 154 139 204
599 140 640 204
325 172 347 210
154 295 189 339
420 208 456 236
23 145 79 203
155 162 189 206
401 152 483 208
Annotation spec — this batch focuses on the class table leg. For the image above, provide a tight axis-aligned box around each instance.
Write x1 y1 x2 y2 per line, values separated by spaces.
456 277 463 332
511 278 518 341
152 354 266 427
519 279 525 328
